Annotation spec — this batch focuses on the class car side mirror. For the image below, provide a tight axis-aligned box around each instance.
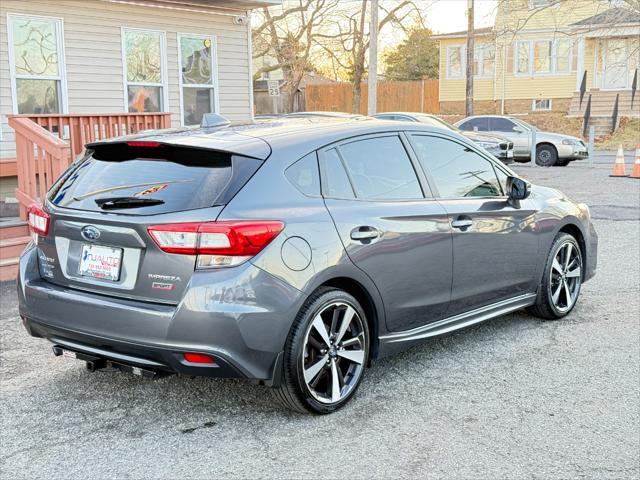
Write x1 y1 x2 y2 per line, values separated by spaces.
506 176 530 207
512 127 524 133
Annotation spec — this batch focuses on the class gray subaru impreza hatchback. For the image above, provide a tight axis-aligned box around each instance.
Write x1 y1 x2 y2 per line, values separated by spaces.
18 117 597 414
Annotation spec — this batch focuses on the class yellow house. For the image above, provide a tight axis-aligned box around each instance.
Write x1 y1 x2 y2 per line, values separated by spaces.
434 0 640 120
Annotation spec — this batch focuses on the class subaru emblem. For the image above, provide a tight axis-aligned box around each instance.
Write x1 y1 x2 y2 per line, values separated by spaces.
81 225 101 241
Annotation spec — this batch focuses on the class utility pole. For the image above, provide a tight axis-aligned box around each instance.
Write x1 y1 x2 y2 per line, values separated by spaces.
465 0 474 116
368 0 379 115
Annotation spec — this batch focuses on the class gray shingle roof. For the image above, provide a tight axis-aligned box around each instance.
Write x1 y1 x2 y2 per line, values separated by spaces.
571 7 640 26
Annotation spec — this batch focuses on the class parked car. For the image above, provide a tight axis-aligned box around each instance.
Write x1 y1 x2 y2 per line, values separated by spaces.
18 117 597 414
372 112 514 164
455 115 588 167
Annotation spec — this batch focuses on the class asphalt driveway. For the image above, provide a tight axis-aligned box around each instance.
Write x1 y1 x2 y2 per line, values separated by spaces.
1 162 639 479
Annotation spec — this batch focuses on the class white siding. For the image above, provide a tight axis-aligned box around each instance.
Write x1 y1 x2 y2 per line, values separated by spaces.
0 0 252 162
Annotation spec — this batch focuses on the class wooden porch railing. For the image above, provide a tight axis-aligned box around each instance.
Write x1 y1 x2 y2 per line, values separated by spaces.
8 117 71 219
15 112 172 161
7 112 172 219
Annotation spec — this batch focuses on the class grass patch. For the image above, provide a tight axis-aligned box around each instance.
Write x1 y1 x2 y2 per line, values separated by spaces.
595 117 640 151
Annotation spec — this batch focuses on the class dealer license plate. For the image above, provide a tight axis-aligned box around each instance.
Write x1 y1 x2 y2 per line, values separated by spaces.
79 244 123 281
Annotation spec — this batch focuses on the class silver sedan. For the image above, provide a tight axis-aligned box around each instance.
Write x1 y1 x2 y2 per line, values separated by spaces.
455 115 588 167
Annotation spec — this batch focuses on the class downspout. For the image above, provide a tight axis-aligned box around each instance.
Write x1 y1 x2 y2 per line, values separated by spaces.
247 9 255 121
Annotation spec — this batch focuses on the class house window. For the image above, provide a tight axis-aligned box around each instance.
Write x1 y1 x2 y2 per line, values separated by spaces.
447 46 464 79
474 43 495 77
122 28 167 112
8 15 67 114
516 39 572 75
533 40 552 73
530 0 553 8
554 39 571 73
533 99 552 111
178 34 218 126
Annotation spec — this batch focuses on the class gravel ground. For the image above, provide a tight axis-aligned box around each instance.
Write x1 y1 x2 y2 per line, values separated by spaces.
1 164 639 479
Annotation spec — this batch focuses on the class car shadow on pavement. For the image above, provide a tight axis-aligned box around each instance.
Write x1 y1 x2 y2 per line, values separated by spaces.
38 307 555 426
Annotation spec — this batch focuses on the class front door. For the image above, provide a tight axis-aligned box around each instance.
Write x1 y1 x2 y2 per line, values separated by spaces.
604 39 628 89
320 134 453 333
407 133 539 316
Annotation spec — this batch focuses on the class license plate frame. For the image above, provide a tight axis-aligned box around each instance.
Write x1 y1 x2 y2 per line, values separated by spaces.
507 149 514 158
78 244 123 282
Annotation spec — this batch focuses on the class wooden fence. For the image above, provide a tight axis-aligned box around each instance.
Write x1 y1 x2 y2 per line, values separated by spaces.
305 79 439 114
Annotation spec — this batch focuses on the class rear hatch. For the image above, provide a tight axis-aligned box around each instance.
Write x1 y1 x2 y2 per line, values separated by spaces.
35 141 264 304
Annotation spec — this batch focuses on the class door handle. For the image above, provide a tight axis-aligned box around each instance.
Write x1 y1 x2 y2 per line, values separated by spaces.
451 217 473 230
350 226 380 241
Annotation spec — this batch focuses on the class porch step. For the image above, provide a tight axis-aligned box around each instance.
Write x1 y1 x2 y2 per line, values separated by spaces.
584 116 615 136
569 90 640 117
0 235 30 258
0 256 19 282
0 218 28 240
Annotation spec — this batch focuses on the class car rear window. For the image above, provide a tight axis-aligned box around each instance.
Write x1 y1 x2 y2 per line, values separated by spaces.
48 144 262 214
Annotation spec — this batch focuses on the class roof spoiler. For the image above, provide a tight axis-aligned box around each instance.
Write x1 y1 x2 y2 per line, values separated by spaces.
201 113 231 128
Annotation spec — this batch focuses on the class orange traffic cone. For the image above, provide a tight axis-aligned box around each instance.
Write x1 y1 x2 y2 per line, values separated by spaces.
609 145 629 177
630 145 640 179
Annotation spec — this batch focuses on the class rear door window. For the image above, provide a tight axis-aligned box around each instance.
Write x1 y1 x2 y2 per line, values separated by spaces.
489 117 517 132
458 117 489 132
336 135 423 200
49 144 262 214
320 148 355 199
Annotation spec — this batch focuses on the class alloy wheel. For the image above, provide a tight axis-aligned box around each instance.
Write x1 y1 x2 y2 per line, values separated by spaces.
549 241 582 313
301 302 367 404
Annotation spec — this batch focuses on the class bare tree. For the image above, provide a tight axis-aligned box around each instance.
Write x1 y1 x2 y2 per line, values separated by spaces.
252 0 338 111
315 1 423 113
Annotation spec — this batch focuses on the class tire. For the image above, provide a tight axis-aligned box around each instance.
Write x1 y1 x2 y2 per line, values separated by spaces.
273 287 370 414
555 159 570 167
527 233 583 320
536 144 558 167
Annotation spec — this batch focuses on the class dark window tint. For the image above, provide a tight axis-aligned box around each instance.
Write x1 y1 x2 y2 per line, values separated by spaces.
49 146 261 214
489 117 517 132
286 152 320 196
458 117 489 132
410 135 502 198
321 148 355 199
338 136 422 200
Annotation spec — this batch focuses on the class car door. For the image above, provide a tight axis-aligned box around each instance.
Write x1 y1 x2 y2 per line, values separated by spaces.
488 117 530 157
407 133 539 316
320 133 453 332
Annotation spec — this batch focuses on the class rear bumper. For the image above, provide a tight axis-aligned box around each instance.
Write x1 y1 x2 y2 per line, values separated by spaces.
18 246 305 381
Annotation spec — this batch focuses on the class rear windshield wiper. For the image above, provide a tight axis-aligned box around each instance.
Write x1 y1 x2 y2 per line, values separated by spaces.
95 196 165 209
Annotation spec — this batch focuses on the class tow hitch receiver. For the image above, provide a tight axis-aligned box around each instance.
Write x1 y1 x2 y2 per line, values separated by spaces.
52 346 167 379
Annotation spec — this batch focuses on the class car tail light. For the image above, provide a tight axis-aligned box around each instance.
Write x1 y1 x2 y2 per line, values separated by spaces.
126 141 161 147
27 203 50 237
183 353 216 364
147 221 284 268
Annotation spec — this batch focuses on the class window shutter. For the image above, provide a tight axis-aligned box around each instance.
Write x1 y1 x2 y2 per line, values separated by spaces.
506 43 514 74
571 44 578 72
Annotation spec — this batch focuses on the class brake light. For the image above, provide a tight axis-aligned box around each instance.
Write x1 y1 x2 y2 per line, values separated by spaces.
126 141 161 147
147 221 284 268
27 203 50 236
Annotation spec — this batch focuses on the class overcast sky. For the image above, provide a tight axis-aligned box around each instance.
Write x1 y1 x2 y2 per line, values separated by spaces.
426 0 497 33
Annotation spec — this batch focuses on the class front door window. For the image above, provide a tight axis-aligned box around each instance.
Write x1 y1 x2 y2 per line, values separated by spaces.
604 39 628 89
